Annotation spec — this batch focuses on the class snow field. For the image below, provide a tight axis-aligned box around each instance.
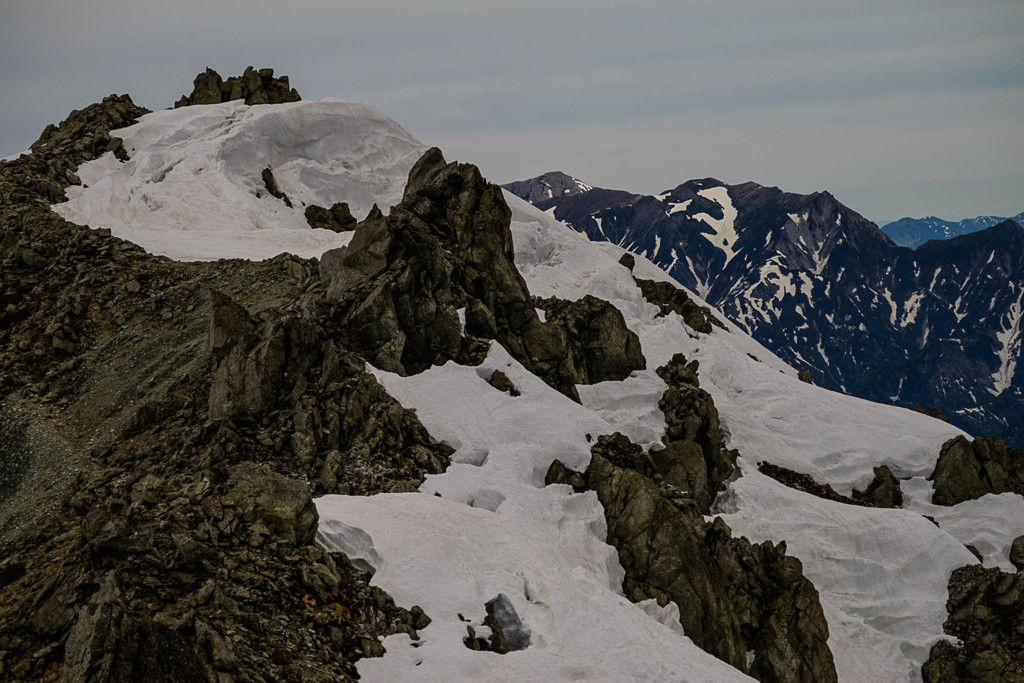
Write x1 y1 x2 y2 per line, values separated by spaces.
54 99 425 261
317 344 753 682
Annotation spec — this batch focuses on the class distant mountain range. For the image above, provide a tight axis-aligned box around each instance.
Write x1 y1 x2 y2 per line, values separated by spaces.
882 212 1024 249
505 174 1024 447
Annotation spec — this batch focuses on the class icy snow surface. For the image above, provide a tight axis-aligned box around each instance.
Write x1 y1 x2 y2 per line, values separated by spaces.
51 99 1019 681
321 193 984 683
54 99 426 261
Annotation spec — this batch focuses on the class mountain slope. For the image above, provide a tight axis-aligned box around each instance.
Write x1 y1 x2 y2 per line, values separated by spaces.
2 73 1023 682
505 175 1024 447
883 212 1024 248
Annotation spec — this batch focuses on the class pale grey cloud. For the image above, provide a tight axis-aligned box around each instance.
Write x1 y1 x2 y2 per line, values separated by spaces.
2 0 1021 220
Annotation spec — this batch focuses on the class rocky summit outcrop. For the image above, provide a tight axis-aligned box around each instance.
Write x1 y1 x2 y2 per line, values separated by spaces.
930 435 1024 506
922 565 1024 683
174 67 301 107
546 355 835 682
0 90 449 681
318 146 645 400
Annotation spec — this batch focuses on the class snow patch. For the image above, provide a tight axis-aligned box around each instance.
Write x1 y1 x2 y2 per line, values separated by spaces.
990 289 1023 396
54 99 426 261
692 186 739 264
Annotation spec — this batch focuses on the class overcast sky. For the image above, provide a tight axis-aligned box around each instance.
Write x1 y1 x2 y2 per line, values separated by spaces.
2 0 1022 221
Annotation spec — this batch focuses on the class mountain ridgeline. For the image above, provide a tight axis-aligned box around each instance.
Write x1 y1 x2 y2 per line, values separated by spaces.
883 212 1024 249
505 174 1024 447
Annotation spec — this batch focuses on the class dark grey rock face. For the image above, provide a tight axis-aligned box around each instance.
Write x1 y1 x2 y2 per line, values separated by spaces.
505 175 1024 448
922 565 1024 683
930 435 1024 506
305 202 357 232
584 445 835 683
320 147 645 401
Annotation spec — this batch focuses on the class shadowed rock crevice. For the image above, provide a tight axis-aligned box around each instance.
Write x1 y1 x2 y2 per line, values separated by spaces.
930 435 1024 506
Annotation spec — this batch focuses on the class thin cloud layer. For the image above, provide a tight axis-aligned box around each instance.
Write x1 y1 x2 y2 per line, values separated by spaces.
1 0 1021 220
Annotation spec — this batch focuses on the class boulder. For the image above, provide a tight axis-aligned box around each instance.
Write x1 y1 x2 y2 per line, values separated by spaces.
930 435 1024 506
1010 536 1024 572
305 202 357 232
224 462 318 546
852 465 903 508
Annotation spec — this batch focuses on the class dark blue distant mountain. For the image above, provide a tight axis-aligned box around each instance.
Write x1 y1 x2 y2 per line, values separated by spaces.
883 212 1024 248
506 174 1024 447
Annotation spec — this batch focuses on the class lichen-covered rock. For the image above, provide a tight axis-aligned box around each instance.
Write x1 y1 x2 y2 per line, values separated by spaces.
174 66 301 107
930 435 1024 506
305 202 357 232
487 369 519 396
922 565 1024 682
534 294 646 386
634 277 724 333
584 446 836 682
853 465 903 508
224 462 318 545
656 353 736 512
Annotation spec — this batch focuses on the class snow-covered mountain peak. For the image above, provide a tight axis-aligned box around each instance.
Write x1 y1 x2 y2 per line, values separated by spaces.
53 98 427 261
501 170 595 204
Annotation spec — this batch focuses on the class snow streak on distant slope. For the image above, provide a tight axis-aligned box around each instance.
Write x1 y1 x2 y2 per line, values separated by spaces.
693 186 739 264
54 99 426 261
991 288 1024 396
